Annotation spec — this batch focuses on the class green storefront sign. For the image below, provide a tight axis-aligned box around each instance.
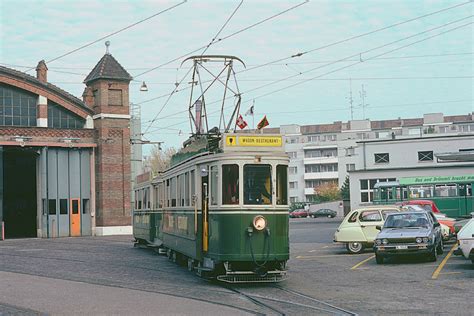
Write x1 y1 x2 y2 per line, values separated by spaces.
399 175 474 185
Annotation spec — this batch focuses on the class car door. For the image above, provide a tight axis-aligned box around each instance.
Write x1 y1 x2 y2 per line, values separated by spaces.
359 210 383 242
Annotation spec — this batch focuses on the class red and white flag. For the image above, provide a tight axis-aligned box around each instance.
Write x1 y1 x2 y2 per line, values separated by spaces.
236 114 248 129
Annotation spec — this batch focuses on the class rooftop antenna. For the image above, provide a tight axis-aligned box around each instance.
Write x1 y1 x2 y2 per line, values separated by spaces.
359 84 369 119
347 78 354 120
105 41 110 54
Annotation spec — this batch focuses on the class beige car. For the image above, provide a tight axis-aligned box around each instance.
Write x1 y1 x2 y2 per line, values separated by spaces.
334 205 401 254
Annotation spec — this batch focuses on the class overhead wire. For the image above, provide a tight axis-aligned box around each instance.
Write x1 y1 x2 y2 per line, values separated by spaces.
133 0 309 78
249 19 474 102
23 1 187 73
140 15 473 130
141 0 245 135
144 98 473 134
134 1 473 107
142 18 473 134
239 0 473 74
200 0 243 56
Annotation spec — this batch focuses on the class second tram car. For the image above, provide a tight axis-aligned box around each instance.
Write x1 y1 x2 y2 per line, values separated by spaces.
133 132 289 282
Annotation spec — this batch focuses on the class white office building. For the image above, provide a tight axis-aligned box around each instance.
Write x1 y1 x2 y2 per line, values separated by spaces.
264 112 474 204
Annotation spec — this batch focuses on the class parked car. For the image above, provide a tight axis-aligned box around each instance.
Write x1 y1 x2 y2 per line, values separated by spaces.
309 208 337 218
454 217 474 264
334 205 401 254
373 210 443 264
453 213 474 233
289 209 309 218
403 200 441 213
403 205 454 240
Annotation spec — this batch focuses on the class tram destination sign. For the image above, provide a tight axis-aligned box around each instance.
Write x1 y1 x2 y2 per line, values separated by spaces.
225 135 282 147
399 175 474 185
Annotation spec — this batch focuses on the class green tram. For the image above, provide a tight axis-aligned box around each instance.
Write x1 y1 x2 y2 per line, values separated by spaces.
133 133 289 283
373 175 474 217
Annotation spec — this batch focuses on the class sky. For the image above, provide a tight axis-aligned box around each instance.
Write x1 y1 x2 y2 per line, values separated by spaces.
1 0 473 153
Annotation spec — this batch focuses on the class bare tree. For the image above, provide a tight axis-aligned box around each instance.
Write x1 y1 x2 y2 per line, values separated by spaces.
144 145 177 173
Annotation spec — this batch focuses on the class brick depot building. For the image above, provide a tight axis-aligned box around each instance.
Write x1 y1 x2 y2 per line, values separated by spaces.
0 53 132 238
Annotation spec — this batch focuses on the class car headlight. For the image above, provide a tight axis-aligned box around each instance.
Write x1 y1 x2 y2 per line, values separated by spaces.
423 237 429 243
252 215 267 231
416 237 422 244
376 239 382 245
382 239 389 245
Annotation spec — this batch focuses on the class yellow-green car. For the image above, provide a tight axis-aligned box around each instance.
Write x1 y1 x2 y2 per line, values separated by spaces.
334 206 401 254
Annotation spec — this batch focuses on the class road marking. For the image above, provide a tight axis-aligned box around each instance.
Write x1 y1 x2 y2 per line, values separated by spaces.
296 253 371 259
309 250 317 252
439 272 463 275
351 255 375 270
431 243 457 280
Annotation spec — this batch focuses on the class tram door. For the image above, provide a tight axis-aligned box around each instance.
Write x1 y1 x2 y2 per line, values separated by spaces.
201 171 209 253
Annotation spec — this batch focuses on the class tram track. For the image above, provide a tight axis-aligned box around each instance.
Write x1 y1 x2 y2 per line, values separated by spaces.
225 285 358 315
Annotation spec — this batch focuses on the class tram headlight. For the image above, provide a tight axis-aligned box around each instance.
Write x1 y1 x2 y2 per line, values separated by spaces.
252 215 267 231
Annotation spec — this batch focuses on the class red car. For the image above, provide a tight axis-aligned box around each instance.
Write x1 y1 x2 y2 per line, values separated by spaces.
404 200 441 213
289 209 309 218
404 200 456 234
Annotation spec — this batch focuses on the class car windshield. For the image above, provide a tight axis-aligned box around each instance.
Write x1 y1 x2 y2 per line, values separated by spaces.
384 213 430 228
401 205 425 212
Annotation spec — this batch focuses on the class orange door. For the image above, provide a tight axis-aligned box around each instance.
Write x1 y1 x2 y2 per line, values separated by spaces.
70 199 81 237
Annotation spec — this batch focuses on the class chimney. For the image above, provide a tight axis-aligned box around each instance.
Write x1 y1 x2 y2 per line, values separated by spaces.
36 60 48 83
82 86 94 108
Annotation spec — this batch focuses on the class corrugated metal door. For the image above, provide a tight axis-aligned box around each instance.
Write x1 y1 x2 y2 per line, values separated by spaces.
80 150 91 236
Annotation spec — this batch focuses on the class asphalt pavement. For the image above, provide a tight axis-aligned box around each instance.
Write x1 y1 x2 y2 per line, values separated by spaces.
0 218 472 315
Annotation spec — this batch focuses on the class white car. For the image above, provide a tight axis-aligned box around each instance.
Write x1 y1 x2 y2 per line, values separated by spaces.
455 218 474 264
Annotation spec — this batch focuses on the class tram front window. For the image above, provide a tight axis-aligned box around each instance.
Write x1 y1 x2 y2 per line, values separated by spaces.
244 164 272 205
276 165 288 205
223 164 239 205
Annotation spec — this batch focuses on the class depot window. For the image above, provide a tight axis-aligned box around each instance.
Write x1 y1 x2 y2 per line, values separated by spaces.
0 84 37 127
222 164 239 205
244 164 272 205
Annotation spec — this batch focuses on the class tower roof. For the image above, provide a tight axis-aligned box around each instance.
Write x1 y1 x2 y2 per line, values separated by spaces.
84 53 132 84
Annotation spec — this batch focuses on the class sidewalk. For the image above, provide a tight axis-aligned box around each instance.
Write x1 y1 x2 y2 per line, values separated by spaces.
0 271 250 316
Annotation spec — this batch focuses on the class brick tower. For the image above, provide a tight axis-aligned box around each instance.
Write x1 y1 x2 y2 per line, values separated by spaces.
84 52 133 234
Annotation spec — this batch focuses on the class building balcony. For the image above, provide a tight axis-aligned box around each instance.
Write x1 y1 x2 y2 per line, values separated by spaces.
303 156 338 165
303 171 339 180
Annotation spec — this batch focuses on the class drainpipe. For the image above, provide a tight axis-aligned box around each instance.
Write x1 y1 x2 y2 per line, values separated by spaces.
362 142 367 170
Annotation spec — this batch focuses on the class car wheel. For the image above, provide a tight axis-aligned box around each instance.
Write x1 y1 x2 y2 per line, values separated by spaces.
375 254 384 264
437 239 444 255
346 242 364 254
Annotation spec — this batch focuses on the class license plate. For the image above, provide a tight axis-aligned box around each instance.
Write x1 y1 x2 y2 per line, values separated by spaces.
396 245 408 250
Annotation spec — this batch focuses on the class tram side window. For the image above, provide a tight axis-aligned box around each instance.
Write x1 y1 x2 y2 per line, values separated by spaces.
244 164 272 205
435 184 457 197
190 170 196 205
166 179 170 207
185 172 190 206
180 174 185 207
276 165 288 205
222 164 239 205
171 177 177 207
210 166 218 205
177 175 182 207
